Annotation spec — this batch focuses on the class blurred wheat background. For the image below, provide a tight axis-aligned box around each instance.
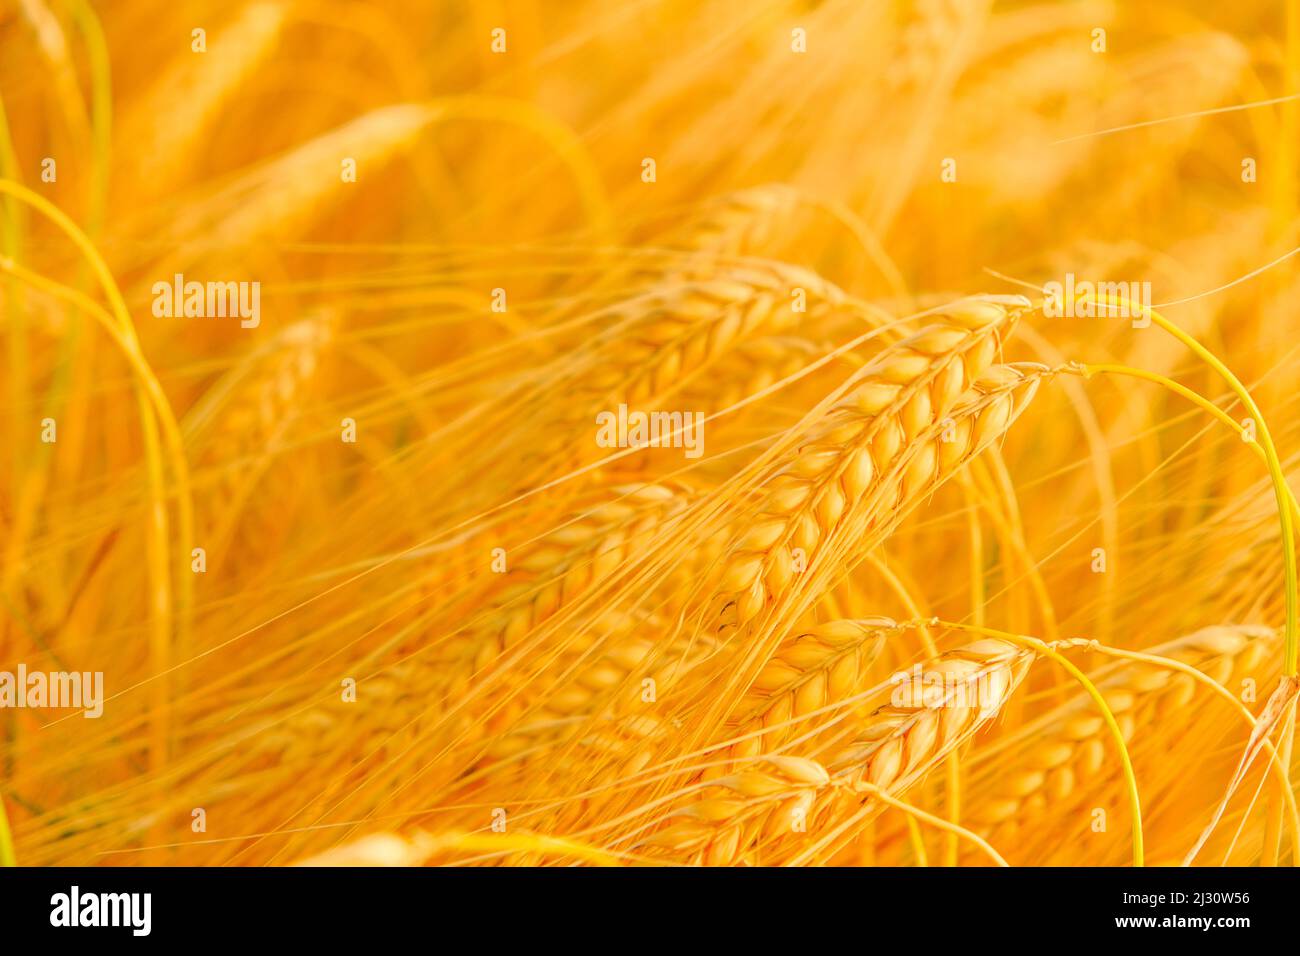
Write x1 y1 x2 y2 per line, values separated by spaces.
2 0 1300 867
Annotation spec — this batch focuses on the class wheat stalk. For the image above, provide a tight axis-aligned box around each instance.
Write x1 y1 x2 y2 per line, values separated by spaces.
252 481 692 760
117 2 287 193
634 636 1033 865
708 297 1030 633
186 313 336 554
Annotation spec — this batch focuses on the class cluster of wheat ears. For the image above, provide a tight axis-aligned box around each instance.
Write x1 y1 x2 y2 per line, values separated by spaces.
3 0 1300 867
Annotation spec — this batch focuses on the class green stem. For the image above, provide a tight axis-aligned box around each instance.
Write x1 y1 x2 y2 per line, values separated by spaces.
1082 363 1300 521
0 794 15 866
1065 294 1297 676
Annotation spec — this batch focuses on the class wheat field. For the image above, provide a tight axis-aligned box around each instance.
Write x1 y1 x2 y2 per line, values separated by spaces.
2 0 1300 868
